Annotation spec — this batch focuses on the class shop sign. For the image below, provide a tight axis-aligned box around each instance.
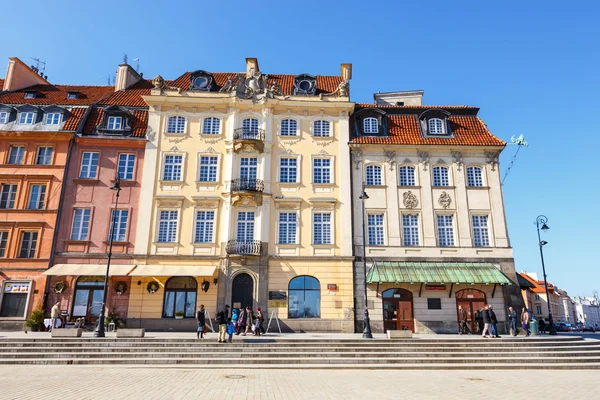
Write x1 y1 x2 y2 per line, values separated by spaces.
3 282 30 293
327 284 338 291
425 284 446 291
268 300 286 308
268 291 287 300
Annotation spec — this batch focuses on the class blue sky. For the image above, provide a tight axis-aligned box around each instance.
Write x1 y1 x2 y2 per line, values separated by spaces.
1 0 598 295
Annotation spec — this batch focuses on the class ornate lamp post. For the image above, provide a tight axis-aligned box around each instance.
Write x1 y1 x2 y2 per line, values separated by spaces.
94 174 121 338
359 190 373 338
535 215 556 335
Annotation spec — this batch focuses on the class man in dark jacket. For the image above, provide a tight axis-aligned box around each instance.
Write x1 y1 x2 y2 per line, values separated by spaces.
458 305 471 335
196 304 206 339
481 305 492 338
508 306 518 336
216 305 229 343
489 305 500 338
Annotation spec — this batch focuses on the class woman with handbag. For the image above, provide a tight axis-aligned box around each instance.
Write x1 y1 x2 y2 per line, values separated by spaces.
196 305 206 339
236 307 246 335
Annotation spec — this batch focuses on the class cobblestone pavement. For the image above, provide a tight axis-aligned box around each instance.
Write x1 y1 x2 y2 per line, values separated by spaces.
2 366 599 400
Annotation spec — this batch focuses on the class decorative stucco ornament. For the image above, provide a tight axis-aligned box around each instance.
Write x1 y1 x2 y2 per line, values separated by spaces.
485 151 500 171
319 79 350 99
403 191 418 209
152 75 165 90
438 191 452 209
418 151 430 171
351 149 363 170
384 150 396 170
451 151 463 171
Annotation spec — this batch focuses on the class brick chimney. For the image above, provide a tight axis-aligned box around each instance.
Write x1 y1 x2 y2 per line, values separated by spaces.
246 58 259 78
341 63 352 81
114 63 142 91
3 57 49 92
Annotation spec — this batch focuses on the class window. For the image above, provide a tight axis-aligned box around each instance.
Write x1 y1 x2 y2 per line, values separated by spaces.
313 158 331 184
368 214 385 245
79 152 99 179
19 112 35 124
433 166 449 186
467 167 483 187
163 277 197 318
45 113 61 125
158 211 178 243
279 158 297 183
18 232 38 258
0 184 17 209
35 147 53 165
313 213 332 245
24 92 35 99
0 232 7 257
70 209 91 240
428 298 442 310
7 146 25 164
242 118 259 136
536 305 543 315
278 212 297 244
288 276 320 319
363 117 378 134
0 112 9 124
109 209 129 242
198 156 218 182
399 166 416 186
535 295 541 301
67 92 78 100
313 120 330 137
202 117 220 134
107 116 122 130
402 214 419 246
118 154 136 180
428 118 444 134
280 119 298 136
365 165 382 186
27 184 46 210
194 211 215 243
239 157 258 180
163 155 183 181
437 215 455 247
472 215 490 247
0 281 31 318
167 116 186 134
237 212 255 242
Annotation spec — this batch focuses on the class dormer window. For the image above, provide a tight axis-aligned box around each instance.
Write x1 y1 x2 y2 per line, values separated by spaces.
19 112 35 125
67 92 78 100
354 108 388 137
293 74 317 96
24 92 36 99
45 113 62 125
363 117 378 134
428 118 444 134
107 116 122 130
0 112 8 124
419 109 453 138
189 70 214 91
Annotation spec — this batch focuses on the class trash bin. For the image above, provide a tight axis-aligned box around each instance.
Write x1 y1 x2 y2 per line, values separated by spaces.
529 319 539 336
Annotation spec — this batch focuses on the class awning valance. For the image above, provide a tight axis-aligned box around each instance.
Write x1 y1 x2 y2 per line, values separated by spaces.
366 262 512 285
43 264 135 276
128 265 216 277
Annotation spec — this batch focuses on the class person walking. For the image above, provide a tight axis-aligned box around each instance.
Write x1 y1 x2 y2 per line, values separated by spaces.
216 305 229 343
489 305 500 338
508 306 518 336
243 307 253 336
538 318 546 335
475 309 484 334
236 306 246 335
50 302 61 332
232 307 239 328
458 305 471 335
521 308 531 337
226 318 236 343
196 304 206 339
256 307 265 335
481 305 492 338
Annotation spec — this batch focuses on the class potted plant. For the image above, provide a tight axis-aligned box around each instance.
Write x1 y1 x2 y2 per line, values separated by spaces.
175 311 185 320
25 306 45 332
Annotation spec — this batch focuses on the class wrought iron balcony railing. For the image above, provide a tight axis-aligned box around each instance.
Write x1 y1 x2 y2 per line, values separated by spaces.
230 178 264 193
233 127 265 141
226 240 263 256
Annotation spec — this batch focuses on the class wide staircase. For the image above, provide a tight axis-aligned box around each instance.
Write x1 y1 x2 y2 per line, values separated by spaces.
0 336 599 369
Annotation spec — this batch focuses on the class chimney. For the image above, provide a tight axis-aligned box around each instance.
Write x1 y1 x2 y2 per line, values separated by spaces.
3 57 49 92
526 272 539 281
246 58 259 78
374 90 424 106
341 63 352 81
114 63 142 91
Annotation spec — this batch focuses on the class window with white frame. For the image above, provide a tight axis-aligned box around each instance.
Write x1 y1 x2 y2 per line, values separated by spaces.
313 158 331 184
402 214 419 246
367 214 385 245
35 147 53 165
7 146 25 164
198 156 218 182
536 305 542 314
236 211 255 242
437 215 455 246
399 166 416 186
313 212 332 244
67 93 78 100
428 118 444 134
242 118 259 136
194 211 215 243
27 184 46 210
109 209 129 242
118 153 136 180
278 212 297 244
535 295 541 301
366 165 382 186
467 167 483 187
167 116 186 134
70 208 91 240
19 112 35 125
363 117 378 134
107 116 122 130
24 92 35 99
79 152 99 179
433 166 449 186
280 119 298 136
202 117 220 134
0 184 17 209
45 113 61 125
0 112 8 124
163 155 183 181
472 215 490 247
313 120 330 137
18 232 38 258
0 231 7 257
158 210 178 243
239 157 258 180
279 158 297 183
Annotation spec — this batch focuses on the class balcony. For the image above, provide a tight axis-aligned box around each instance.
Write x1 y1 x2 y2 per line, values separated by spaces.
226 240 263 256
231 178 264 193
233 128 265 153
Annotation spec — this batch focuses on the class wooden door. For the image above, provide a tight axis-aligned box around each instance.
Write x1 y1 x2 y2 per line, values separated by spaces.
396 300 414 331
382 288 414 333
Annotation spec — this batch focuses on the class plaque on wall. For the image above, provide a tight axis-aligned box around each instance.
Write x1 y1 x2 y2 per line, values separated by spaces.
269 291 287 300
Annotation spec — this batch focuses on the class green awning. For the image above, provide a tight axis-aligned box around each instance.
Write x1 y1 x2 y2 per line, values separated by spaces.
366 262 512 285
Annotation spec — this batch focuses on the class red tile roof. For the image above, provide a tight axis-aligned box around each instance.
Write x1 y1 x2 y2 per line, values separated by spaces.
83 108 148 137
0 84 113 106
63 108 87 131
518 273 555 294
0 79 4 90
99 80 153 107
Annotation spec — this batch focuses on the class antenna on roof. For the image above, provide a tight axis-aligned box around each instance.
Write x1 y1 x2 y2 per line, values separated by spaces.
133 58 140 72
30 57 47 77
123 54 128 65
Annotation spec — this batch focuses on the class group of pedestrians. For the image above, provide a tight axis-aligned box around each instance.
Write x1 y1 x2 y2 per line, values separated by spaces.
459 305 534 337
195 304 265 342
508 306 532 337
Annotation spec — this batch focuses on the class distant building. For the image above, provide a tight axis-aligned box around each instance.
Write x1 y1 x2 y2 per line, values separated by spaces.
574 296 600 327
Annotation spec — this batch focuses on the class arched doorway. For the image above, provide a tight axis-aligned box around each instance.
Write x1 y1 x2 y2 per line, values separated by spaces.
456 289 487 333
72 276 105 321
382 288 414 332
232 273 254 309
288 276 320 319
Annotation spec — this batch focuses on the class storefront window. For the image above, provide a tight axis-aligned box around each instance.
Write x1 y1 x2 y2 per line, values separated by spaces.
163 277 197 318
0 281 31 318
288 276 320 319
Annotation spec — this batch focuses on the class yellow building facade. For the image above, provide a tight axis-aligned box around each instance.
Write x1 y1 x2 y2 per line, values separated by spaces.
130 58 355 332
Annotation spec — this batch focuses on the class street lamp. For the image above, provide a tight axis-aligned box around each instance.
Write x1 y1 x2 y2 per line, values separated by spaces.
536 215 556 335
359 190 373 339
94 173 121 338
